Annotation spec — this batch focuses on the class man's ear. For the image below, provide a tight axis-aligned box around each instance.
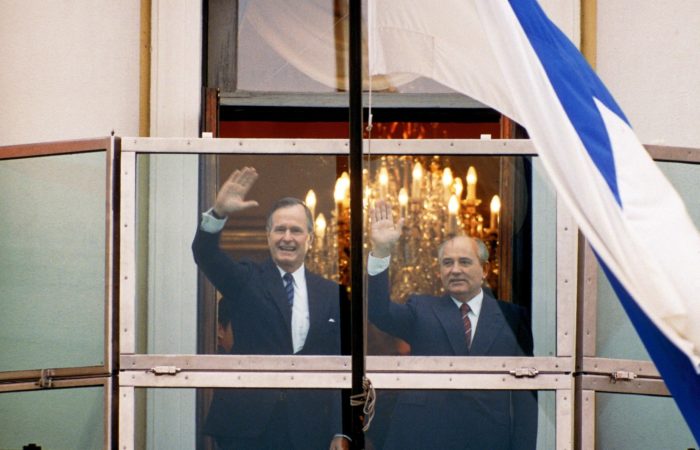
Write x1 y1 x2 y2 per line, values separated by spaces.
481 262 490 280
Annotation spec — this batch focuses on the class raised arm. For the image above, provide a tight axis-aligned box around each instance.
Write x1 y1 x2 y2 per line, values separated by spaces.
192 167 260 295
212 166 260 217
369 199 404 258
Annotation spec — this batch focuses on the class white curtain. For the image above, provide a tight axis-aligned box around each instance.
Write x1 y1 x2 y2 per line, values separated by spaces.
241 0 416 91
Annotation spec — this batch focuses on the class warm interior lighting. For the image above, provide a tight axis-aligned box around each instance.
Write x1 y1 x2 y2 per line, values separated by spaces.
454 178 464 198
307 156 502 297
334 172 350 204
490 194 501 213
490 195 501 231
379 166 389 186
315 213 327 240
305 189 317 219
442 167 453 188
466 166 477 202
398 188 409 207
448 194 459 214
379 166 389 198
412 161 423 197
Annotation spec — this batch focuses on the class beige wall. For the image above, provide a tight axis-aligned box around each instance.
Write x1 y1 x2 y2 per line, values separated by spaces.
0 1 141 145
597 1 700 147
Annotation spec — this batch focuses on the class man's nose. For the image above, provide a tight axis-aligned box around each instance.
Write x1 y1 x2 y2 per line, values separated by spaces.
282 229 293 240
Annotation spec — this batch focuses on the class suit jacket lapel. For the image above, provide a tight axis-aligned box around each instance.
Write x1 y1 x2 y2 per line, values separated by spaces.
262 259 293 336
433 296 470 356
470 295 506 355
305 272 327 343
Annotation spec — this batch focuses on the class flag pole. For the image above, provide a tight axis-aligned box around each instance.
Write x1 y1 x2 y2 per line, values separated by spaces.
348 0 366 447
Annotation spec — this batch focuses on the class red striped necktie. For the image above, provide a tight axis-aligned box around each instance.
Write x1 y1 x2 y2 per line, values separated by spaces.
460 303 472 349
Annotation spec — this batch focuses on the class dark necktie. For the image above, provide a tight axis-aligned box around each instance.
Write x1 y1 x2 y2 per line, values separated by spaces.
460 303 472 349
283 272 294 307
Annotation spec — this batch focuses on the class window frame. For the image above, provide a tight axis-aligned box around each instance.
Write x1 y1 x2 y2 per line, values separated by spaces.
0 137 119 449
118 136 575 449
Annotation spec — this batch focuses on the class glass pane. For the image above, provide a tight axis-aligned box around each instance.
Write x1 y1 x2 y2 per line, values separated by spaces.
132 387 552 449
137 155 556 362
596 269 650 360
137 154 348 356
363 155 557 358
531 158 558 357
596 393 695 449
369 389 553 450
0 152 106 371
134 154 198 355
135 387 342 450
0 386 104 449
596 161 699 360
658 161 700 228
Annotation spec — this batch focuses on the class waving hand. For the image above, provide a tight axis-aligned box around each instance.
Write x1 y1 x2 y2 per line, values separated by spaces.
370 199 404 258
213 167 260 217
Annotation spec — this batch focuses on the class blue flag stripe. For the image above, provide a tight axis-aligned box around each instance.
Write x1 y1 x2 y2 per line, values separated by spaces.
600 261 700 444
509 0 626 205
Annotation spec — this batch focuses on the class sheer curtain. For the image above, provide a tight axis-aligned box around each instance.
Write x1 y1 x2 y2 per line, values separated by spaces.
239 0 416 91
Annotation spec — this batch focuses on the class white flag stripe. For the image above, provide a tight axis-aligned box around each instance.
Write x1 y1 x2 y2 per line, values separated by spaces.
475 0 700 365
369 0 700 370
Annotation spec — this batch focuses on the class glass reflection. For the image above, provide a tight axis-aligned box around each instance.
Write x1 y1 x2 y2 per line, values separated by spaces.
137 387 344 450
596 393 695 449
193 168 344 356
596 161 699 361
192 160 348 448
361 156 554 358
367 389 551 450
0 152 106 372
0 387 103 449
137 388 553 450
364 202 537 449
139 153 556 358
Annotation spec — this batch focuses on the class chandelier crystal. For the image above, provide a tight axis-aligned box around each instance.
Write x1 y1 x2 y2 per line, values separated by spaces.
306 155 501 300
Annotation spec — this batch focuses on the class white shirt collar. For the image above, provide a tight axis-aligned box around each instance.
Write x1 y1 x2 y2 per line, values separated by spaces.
277 264 305 284
451 289 484 317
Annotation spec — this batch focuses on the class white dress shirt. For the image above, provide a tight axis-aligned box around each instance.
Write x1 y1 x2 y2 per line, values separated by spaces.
277 265 310 354
451 291 483 342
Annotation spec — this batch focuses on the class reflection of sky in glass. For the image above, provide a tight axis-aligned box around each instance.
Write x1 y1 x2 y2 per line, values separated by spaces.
0 152 106 371
0 388 104 449
597 393 695 449
531 158 557 357
658 161 700 228
597 161 699 361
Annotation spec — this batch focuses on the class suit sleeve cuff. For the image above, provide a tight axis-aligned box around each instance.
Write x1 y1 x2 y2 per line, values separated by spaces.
367 254 390 276
200 208 227 233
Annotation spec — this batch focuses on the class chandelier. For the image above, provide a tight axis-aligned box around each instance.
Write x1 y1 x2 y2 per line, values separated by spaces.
305 155 502 300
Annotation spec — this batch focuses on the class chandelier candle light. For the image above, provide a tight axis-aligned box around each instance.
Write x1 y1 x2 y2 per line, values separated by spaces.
306 156 502 298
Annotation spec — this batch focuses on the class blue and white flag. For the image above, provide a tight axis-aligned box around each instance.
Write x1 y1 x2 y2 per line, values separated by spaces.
369 0 700 441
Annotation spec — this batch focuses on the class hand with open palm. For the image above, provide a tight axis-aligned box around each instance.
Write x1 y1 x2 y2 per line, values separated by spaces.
213 167 260 217
370 199 404 258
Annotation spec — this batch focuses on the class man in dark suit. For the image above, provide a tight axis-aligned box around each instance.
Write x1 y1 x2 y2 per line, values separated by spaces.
192 167 349 450
366 200 537 450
